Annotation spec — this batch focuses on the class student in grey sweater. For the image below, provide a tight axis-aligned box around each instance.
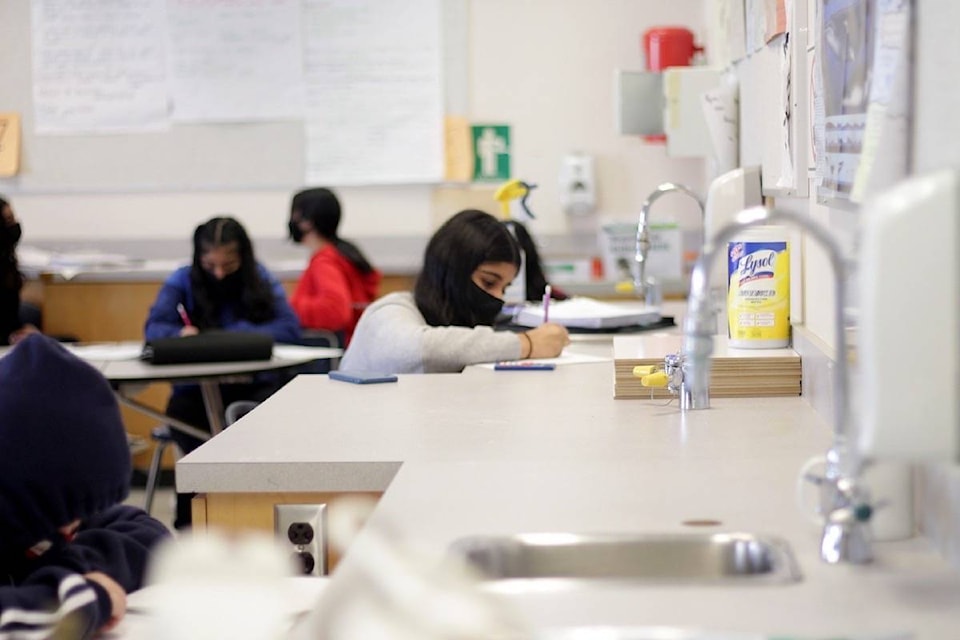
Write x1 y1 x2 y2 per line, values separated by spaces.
340 209 569 373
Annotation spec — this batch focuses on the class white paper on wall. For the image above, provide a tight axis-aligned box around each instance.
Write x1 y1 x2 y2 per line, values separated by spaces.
303 0 444 185
701 74 739 174
30 0 169 134
166 0 305 123
850 0 912 203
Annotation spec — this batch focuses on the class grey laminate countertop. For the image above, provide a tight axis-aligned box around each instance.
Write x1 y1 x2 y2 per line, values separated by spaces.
177 338 960 639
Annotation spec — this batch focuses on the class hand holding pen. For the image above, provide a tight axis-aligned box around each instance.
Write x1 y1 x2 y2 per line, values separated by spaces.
542 284 551 324
177 303 199 337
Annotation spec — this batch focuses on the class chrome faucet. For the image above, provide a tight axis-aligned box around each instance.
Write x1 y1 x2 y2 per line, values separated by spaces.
683 205 874 564
635 182 705 306
636 353 702 410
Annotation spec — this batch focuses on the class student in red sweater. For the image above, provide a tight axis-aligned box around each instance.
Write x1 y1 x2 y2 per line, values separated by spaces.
287 188 382 345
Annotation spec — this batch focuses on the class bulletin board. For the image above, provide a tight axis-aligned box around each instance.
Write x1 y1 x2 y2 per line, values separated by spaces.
0 0 464 195
812 0 912 206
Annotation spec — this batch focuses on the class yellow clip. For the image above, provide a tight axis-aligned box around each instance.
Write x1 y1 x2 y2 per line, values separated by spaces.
615 280 635 293
493 179 528 219
632 365 657 377
640 371 669 388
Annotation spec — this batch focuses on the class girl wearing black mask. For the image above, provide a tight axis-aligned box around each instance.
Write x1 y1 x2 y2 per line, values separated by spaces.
0 195 39 345
287 187 381 345
340 209 569 373
143 216 300 529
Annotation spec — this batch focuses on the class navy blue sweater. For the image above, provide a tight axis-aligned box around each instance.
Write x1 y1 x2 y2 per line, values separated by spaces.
1 505 170 639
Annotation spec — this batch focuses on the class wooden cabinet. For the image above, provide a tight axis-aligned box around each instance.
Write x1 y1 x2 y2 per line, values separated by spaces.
192 491 383 573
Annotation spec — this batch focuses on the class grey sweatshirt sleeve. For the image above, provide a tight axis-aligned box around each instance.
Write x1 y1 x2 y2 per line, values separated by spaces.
340 293 521 373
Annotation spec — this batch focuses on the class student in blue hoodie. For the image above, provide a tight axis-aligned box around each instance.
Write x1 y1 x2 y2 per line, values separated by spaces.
0 334 171 639
144 215 301 529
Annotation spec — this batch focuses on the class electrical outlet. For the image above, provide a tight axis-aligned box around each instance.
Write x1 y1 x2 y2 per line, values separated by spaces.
274 503 327 576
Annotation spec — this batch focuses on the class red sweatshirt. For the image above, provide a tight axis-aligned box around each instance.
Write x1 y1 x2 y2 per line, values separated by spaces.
290 243 382 345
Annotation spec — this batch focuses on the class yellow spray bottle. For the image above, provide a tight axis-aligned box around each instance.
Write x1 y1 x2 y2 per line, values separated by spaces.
493 179 538 306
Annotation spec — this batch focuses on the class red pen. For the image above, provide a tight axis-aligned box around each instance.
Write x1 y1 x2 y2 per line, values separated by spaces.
176 303 193 327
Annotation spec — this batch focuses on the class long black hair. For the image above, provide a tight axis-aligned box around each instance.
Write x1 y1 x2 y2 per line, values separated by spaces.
189 216 276 329
0 196 22 293
290 187 376 274
414 209 521 327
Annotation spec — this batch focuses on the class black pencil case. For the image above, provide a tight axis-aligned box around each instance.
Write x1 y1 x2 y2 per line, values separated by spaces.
141 331 274 365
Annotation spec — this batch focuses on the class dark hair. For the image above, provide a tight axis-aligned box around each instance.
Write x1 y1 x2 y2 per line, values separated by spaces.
290 187 375 274
508 220 551 302
189 216 276 328
414 209 521 327
0 195 22 292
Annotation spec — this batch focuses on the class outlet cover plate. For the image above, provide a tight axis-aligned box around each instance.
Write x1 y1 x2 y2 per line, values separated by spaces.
274 503 327 576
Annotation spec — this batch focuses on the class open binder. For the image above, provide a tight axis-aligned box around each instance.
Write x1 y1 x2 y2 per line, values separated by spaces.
511 298 662 330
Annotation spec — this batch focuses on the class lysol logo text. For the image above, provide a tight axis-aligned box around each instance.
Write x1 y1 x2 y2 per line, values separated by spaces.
737 250 778 283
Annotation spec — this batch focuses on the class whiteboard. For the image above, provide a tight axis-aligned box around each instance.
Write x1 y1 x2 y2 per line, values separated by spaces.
0 0 461 194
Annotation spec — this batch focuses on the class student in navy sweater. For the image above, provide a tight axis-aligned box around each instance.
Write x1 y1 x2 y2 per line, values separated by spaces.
0 334 171 639
144 216 301 529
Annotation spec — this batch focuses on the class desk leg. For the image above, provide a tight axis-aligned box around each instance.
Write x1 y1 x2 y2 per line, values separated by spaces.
114 392 212 443
200 380 226 436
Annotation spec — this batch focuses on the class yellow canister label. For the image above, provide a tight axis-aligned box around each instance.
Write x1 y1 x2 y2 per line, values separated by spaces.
727 240 790 347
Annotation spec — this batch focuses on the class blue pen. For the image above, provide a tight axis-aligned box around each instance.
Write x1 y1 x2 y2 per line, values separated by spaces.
495 361 556 371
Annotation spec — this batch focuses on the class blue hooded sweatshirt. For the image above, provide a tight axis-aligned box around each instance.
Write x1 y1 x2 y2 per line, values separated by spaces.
0 335 170 639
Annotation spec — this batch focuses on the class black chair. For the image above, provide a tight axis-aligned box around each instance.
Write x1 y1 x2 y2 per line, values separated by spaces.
142 400 260 515
224 400 259 425
299 329 343 373
143 425 177 515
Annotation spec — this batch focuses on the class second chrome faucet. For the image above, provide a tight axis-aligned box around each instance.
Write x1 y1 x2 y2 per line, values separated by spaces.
681 204 875 564
634 182 704 306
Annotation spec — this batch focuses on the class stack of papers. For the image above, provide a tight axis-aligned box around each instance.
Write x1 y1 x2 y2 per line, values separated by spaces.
612 334 801 399
512 298 661 329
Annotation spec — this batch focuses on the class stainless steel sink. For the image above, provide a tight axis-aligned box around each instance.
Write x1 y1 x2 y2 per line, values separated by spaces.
449 532 802 585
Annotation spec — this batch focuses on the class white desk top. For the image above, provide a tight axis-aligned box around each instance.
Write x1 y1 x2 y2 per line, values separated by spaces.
175 335 960 639
0 341 341 380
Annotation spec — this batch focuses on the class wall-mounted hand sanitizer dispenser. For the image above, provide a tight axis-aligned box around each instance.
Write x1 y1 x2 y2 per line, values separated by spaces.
858 169 960 462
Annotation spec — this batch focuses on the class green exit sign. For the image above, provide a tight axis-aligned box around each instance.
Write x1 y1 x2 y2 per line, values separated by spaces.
471 124 510 181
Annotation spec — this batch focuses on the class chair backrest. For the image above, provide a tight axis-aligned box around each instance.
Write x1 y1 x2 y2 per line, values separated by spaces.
299 329 343 373
224 400 260 426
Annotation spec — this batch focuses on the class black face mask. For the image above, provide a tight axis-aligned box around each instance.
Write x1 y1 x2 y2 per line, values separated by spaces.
205 271 244 301
288 219 304 243
463 282 505 327
1 223 21 249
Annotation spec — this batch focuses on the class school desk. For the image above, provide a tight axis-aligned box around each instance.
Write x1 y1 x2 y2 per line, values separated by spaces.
88 343 342 440
19 264 412 471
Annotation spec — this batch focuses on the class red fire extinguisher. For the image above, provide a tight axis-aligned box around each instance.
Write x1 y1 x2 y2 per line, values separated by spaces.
643 27 703 71
642 27 703 143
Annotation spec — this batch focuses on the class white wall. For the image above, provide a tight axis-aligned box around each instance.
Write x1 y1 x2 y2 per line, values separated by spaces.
768 0 960 567
3 0 707 243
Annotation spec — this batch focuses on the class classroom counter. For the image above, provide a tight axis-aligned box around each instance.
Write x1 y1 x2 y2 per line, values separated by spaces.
176 339 960 639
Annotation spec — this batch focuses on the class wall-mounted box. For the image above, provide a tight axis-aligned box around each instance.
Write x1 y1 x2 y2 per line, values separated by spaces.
614 70 663 136
663 66 722 158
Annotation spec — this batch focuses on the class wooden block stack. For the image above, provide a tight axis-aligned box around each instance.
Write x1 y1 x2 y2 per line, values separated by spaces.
613 334 801 399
